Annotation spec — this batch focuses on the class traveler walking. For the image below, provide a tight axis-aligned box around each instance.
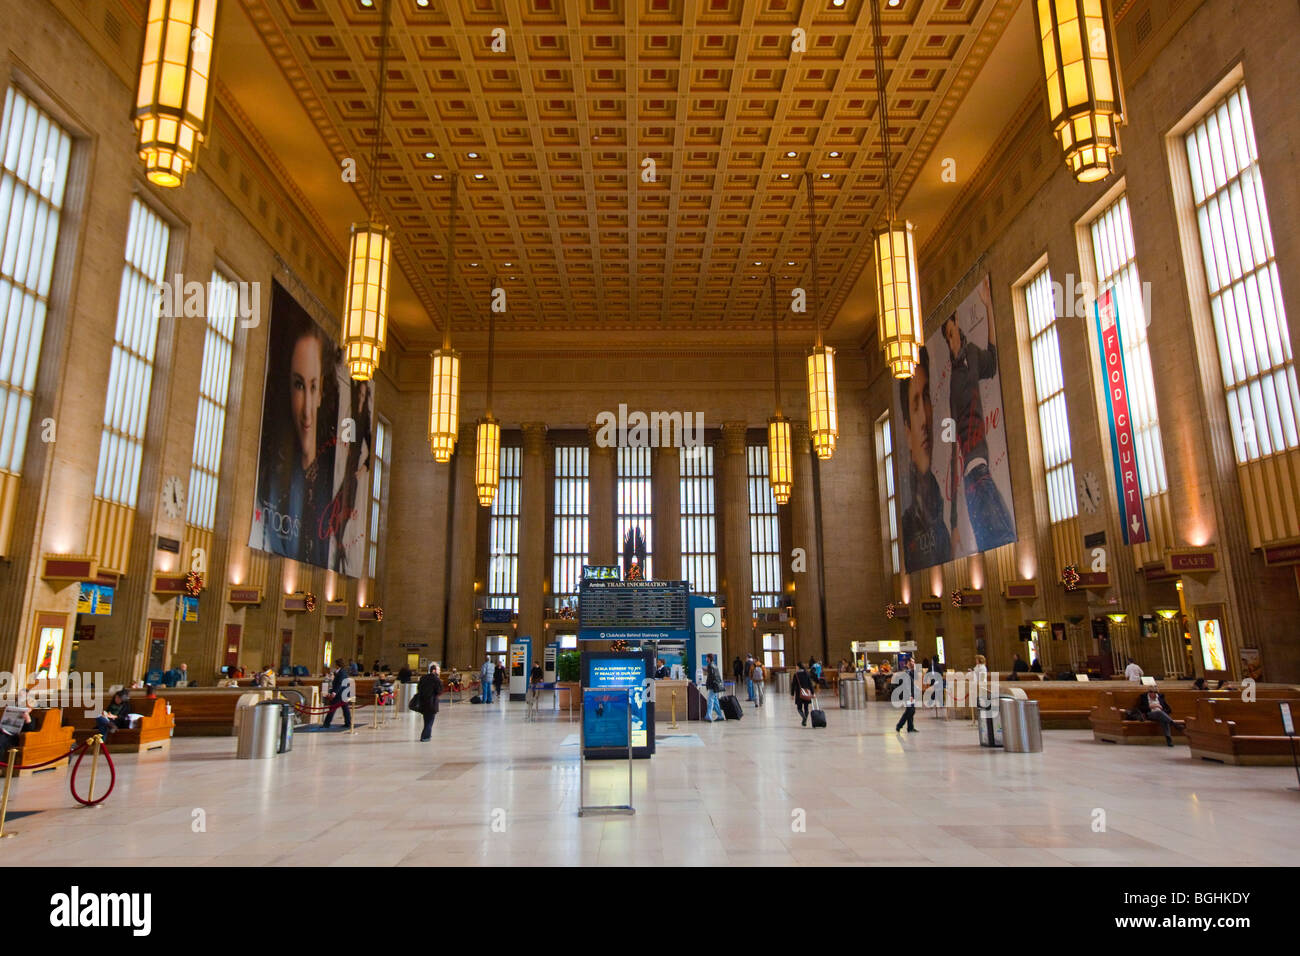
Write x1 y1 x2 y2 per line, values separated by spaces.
323 660 354 730
415 663 442 742
894 657 918 733
704 655 726 722
480 656 496 703
752 659 766 708
791 661 815 726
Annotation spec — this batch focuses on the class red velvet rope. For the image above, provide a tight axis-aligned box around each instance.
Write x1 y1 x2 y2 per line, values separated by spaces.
0 737 117 807
68 738 115 806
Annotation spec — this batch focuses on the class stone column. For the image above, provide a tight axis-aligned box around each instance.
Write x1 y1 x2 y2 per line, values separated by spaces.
652 445 681 580
791 420 824 667
518 423 548 642
720 422 753 657
445 423 479 668
588 423 615 566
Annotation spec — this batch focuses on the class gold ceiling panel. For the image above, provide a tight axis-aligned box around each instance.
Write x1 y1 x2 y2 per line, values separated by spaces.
240 0 1016 336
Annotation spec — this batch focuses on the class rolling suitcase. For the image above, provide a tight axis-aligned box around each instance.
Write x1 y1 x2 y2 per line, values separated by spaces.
810 697 826 728
720 695 743 721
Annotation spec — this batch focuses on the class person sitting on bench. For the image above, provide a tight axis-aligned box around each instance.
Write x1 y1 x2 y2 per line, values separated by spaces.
95 690 132 737
1135 689 1176 747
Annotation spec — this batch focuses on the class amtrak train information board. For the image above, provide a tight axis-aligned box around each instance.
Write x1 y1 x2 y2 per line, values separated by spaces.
577 580 690 640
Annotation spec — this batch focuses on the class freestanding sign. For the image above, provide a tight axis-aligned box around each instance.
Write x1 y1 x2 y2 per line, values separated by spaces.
1096 288 1149 545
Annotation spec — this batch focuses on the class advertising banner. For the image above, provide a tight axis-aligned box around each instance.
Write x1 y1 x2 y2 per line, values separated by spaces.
1095 288 1149 545
248 281 374 575
892 274 1017 572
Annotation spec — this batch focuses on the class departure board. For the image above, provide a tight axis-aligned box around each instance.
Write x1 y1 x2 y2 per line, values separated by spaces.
578 580 690 632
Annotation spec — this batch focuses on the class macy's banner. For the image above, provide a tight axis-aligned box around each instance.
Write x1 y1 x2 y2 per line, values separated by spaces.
1095 288 1149 545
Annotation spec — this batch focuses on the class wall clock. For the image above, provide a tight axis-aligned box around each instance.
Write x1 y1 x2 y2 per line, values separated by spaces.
161 475 186 520
1077 470 1102 514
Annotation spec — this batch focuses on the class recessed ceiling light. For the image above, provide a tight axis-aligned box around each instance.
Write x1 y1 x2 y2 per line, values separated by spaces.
423 151 435 159
831 0 845 6
786 150 797 158
888 0 901 6
787 260 796 266
829 150 841 158
779 173 790 179
474 173 486 180
416 0 430 6
471 262 478 267
821 172 831 178
504 262 513 266
433 174 443 180
468 152 480 159
360 0 373 7
754 260 762 265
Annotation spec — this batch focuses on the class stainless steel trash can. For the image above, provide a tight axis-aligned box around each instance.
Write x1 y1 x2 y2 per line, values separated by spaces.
839 678 865 710
977 697 1003 747
999 697 1043 753
776 671 791 698
396 682 418 713
277 701 294 753
237 701 282 759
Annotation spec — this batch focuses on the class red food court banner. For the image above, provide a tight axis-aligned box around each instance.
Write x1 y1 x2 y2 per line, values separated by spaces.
1095 289 1148 545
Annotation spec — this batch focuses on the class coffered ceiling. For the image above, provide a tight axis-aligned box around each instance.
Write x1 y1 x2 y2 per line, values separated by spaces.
223 0 1025 346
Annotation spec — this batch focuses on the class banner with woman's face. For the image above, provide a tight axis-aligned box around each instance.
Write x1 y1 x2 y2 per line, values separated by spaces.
890 274 1017 573
248 281 375 576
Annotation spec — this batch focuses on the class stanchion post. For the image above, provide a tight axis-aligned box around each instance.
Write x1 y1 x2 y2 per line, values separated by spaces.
670 689 678 729
85 735 103 809
0 744 17 838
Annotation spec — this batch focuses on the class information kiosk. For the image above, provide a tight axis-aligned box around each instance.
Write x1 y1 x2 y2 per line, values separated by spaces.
508 636 533 701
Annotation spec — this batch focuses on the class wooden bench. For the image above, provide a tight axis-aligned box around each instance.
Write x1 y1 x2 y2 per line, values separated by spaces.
1184 697 1300 764
64 697 176 754
9 708 75 777
164 689 271 736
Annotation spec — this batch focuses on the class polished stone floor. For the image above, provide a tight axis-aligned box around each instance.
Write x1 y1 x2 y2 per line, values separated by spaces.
4 694 1298 866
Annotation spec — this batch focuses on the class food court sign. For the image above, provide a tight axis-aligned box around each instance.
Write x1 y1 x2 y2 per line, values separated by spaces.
1095 289 1148 545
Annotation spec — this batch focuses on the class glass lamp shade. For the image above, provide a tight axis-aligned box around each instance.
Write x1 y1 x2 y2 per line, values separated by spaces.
806 346 838 460
342 223 392 381
428 348 461 462
1033 0 1125 183
767 415 793 505
873 220 924 379
475 418 501 507
134 0 219 187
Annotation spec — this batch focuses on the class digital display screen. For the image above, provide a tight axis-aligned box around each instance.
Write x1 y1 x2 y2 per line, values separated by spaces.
578 580 689 631
584 653 648 748
583 690 631 749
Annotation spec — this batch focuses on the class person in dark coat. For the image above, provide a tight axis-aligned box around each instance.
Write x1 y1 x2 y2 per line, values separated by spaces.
493 661 506 699
416 664 443 742
397 665 413 685
893 658 919 733
322 661 352 730
1135 689 1176 746
791 662 816 727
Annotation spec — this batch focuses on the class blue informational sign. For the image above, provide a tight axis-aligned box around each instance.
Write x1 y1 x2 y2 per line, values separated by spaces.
583 689 631 749
584 654 647 748
481 608 514 624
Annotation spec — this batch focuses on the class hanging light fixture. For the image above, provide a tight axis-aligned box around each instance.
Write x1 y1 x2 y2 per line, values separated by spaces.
869 0 924 380
803 173 838 460
133 0 219 187
475 275 501 507
342 0 394 381
767 276 793 506
1033 0 1125 183
428 176 461 463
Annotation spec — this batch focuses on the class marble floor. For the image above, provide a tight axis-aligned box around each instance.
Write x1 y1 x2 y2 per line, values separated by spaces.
4 695 1298 866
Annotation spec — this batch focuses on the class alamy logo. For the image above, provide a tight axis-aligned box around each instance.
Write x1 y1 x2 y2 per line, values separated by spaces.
49 887 151 936
593 404 704 450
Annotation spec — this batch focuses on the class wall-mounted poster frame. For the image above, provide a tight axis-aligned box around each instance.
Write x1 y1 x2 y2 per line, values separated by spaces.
1192 603 1231 679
